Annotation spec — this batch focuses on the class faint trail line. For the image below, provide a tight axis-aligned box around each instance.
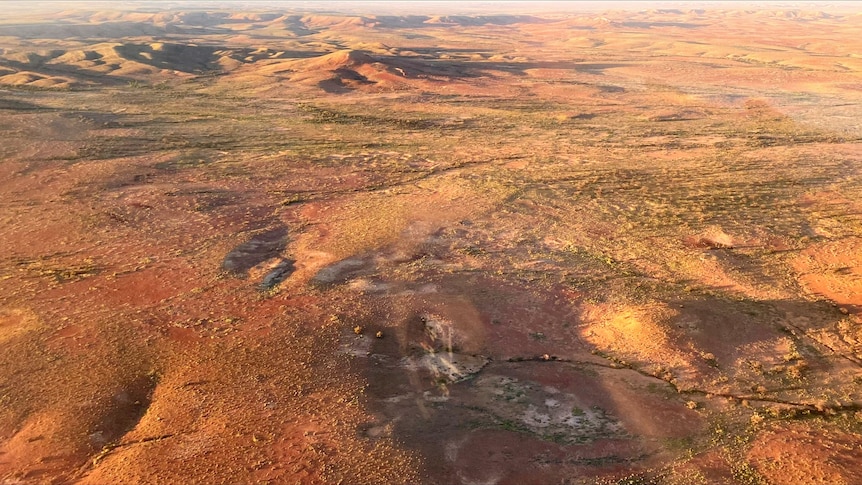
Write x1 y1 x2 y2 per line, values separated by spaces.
782 319 862 369
74 433 180 480
502 355 862 416
267 157 500 203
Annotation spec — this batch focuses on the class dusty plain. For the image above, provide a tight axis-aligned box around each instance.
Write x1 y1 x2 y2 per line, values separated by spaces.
2 2 862 484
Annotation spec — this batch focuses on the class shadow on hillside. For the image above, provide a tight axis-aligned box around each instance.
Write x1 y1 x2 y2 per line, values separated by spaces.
343 265 856 482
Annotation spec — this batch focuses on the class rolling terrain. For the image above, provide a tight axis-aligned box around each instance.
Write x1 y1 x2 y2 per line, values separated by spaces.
2 3 862 484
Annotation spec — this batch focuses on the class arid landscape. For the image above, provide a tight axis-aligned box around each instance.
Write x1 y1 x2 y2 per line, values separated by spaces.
2 1 862 484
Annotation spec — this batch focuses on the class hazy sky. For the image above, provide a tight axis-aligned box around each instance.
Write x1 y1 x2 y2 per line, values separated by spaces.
7 1 862 15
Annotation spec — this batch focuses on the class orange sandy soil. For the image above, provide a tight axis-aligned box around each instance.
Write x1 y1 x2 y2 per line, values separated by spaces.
2 2 862 484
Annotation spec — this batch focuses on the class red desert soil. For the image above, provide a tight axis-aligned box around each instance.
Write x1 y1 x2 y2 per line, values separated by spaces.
2 2 862 484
